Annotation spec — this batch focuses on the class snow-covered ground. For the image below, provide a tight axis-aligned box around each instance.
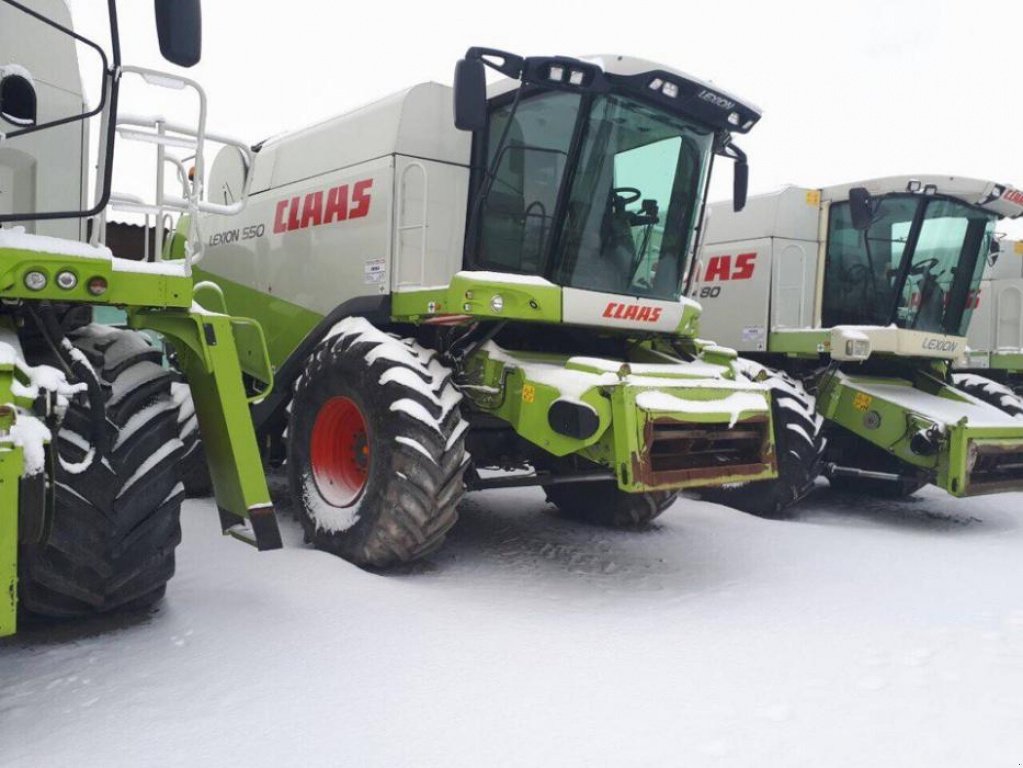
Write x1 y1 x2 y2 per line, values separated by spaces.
3 483 1023 767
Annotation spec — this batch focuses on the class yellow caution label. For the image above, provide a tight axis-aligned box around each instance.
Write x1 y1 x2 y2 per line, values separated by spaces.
522 384 536 404
806 190 821 206
853 392 873 412
1014 241 1023 255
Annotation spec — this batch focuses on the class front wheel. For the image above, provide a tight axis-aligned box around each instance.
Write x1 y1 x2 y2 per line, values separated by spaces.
287 318 468 568
544 481 677 527
952 373 1023 417
698 361 825 518
19 325 184 619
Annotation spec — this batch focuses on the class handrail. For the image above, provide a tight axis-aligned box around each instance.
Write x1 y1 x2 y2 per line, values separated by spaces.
106 66 254 274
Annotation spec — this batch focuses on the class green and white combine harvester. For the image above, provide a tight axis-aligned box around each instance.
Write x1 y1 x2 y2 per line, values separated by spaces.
0 0 281 637
187 49 828 567
692 177 1023 502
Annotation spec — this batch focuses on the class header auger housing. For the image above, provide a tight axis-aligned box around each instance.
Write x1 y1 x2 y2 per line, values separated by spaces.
0 0 279 638
694 175 1023 502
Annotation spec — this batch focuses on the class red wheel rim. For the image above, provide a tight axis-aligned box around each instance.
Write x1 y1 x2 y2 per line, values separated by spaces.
310 396 370 507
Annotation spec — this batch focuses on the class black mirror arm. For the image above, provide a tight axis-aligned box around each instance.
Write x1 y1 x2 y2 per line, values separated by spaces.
464 47 525 79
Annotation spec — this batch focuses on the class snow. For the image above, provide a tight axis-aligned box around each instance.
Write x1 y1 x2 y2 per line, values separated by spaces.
0 226 112 260
454 270 557 288
635 389 769 427
4 484 1023 766
394 435 436 463
115 439 183 499
0 63 34 87
841 373 1023 429
110 257 187 277
8 413 50 476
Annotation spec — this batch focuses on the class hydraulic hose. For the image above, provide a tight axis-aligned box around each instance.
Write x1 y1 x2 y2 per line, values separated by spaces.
27 302 109 461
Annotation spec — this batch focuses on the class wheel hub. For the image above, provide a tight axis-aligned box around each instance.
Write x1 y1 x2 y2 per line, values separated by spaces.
310 396 370 507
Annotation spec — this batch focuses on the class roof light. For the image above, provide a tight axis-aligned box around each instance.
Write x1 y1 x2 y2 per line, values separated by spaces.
548 65 564 82
923 184 938 195
56 270 77 290
662 81 679 98
743 120 754 130
648 78 664 91
569 69 584 86
727 111 740 126
24 271 47 291
907 180 922 193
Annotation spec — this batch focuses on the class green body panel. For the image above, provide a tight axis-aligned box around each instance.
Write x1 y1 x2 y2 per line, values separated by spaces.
818 370 1023 496
768 329 830 356
392 275 563 325
0 442 21 637
462 346 777 492
193 267 322 370
130 308 274 514
0 247 192 307
1 244 280 637
987 352 1023 373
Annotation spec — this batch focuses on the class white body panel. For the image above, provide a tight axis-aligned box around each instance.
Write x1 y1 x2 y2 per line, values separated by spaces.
0 0 89 240
203 82 471 337
962 240 1023 366
692 186 820 350
562 288 695 334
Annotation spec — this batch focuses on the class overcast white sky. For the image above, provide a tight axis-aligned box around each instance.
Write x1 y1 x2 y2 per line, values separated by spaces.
68 0 1023 236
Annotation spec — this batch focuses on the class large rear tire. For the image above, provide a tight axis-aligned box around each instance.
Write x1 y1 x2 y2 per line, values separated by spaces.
698 361 825 518
19 325 184 618
287 318 468 568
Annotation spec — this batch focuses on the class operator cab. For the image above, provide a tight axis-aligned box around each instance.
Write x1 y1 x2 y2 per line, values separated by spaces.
822 178 1023 338
456 51 760 306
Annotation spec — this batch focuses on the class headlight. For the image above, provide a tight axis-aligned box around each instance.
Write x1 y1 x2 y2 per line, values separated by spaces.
831 327 872 361
845 338 870 358
23 271 47 291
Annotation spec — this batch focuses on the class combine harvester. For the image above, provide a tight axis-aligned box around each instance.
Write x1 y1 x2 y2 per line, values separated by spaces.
693 176 1023 505
0 0 280 637
188 49 828 566
954 238 1023 404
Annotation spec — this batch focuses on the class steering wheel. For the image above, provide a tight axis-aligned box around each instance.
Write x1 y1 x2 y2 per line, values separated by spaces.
611 186 641 211
909 258 941 277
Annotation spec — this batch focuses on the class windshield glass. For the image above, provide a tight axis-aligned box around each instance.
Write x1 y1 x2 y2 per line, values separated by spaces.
477 91 581 274
822 195 996 335
475 91 713 301
553 95 713 300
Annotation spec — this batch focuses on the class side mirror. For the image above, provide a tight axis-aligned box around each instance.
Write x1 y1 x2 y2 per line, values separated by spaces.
453 57 487 132
849 186 874 231
733 158 749 213
155 0 202 68
0 72 37 126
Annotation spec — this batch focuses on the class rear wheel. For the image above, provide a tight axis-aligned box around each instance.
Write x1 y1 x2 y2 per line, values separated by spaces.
287 318 468 568
19 325 184 619
698 361 825 518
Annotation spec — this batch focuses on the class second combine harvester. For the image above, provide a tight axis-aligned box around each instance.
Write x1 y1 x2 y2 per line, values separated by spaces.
190 50 828 566
693 176 1023 505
